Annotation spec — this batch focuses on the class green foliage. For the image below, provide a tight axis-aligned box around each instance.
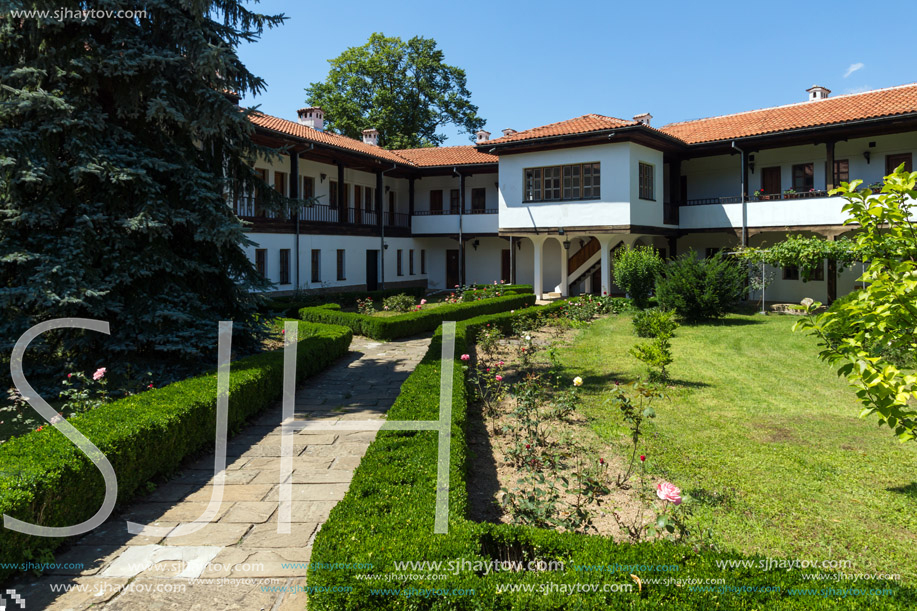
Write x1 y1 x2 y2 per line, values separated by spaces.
305 33 485 148
613 246 665 309
795 167 917 442
655 251 747 322
263 286 427 317
298 294 535 340
381 293 416 312
739 234 864 280
629 336 673 382
0 322 352 581
0 0 287 384
307 307 914 609
632 308 679 339
355 297 374 316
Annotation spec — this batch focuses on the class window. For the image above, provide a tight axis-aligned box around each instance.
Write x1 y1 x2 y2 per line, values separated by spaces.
430 190 443 214
274 171 288 196
253 168 268 216
364 186 374 212
421 249 426 274
471 188 486 212
783 265 799 280
639 163 655 200
329 181 339 210
792 163 814 191
409 249 415 275
301 176 315 200
886 153 913 174
524 163 600 202
255 249 267 278
311 249 321 283
279 249 290 285
450 189 460 214
396 249 403 276
388 191 396 221
336 249 345 281
833 160 849 185
811 261 824 281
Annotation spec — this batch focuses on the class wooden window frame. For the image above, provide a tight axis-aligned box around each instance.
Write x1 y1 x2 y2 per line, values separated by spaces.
638 162 655 201
450 189 460 214
279 249 291 285
311 249 321 283
420 249 426 274
255 248 267 278
886 152 913 174
783 265 799 281
336 249 346 281
396 249 403 276
523 163 600 202
833 160 849 186
791 163 814 192
471 188 486 212
409 249 415 275
430 190 443 214
329 180 338 209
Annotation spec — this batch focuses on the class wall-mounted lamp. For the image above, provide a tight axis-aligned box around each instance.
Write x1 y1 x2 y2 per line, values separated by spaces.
563 239 571 251
863 151 871 164
385 185 390 193
320 173 327 183
472 239 480 251
748 155 755 174
515 239 522 250
494 181 499 189
383 243 389 250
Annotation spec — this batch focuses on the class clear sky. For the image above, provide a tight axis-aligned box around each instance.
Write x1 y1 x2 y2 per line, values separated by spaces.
238 0 917 146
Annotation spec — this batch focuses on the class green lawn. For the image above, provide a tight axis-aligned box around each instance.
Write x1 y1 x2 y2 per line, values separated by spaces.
557 312 917 583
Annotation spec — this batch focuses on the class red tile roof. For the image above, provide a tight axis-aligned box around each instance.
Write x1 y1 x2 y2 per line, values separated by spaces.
249 112 497 168
482 114 639 145
248 112 409 165
395 145 497 167
659 83 917 144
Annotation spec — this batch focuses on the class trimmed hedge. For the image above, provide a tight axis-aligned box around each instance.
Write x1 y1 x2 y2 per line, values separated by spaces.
308 306 916 609
264 286 428 317
298 294 536 340
0 321 352 581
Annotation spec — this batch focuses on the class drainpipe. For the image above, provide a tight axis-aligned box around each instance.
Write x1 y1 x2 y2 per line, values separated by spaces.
731 140 747 247
379 163 397 289
293 143 313 290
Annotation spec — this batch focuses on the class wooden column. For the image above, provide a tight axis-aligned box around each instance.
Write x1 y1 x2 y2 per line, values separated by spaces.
376 169 383 232
290 151 300 288
666 158 681 225
827 234 838 304
459 172 466 285
408 177 415 230
336 162 346 224
825 140 836 192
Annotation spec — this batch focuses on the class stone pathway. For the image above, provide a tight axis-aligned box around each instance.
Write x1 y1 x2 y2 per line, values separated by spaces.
8 334 431 610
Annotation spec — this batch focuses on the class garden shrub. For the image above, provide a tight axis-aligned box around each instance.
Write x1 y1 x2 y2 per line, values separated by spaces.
298 294 536 340
655 251 746 322
263 286 428 316
632 308 679 339
308 305 912 609
381 293 416 312
613 246 665 309
0 321 352 581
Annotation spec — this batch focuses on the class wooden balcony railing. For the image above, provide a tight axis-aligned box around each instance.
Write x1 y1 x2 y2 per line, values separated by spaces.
413 208 498 216
684 190 830 206
233 198 409 228
568 237 599 274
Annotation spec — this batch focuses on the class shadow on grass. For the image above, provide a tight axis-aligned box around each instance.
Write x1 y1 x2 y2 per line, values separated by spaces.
686 317 765 328
665 378 712 389
888 482 917 500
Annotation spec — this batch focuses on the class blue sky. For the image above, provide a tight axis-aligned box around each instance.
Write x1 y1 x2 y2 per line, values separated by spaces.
238 0 916 146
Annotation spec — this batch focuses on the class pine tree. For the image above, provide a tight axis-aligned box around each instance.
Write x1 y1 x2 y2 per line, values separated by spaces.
0 1 286 384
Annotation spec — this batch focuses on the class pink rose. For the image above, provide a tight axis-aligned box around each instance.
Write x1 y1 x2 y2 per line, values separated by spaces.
460 354 470 361
498 361 504 366
92 367 106 381
656 482 682 505
495 374 503 381
420 299 427 305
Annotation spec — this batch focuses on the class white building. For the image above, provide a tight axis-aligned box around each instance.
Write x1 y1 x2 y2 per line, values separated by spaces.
240 84 917 304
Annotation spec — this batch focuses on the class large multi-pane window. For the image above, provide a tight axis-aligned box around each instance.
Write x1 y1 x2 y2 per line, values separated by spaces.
311 249 321 282
336 249 346 281
524 163 600 202
420 250 426 274
255 249 267 278
396 249 403 276
638 163 654 200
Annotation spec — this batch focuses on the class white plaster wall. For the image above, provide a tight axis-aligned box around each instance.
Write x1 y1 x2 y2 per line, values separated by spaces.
628 143 666 227
498 143 632 230
411 213 498 235
515 239 534 286
543 238 562 293
465 237 511 285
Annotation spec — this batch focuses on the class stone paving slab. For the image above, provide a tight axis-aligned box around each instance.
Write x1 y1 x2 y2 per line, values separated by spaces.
8 334 431 610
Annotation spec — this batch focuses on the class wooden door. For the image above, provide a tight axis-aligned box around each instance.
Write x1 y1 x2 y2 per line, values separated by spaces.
762 167 781 197
353 185 362 224
365 250 378 291
472 188 486 213
446 249 460 289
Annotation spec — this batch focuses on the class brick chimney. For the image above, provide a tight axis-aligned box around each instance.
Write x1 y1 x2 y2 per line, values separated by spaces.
297 107 324 131
362 128 379 146
475 129 491 143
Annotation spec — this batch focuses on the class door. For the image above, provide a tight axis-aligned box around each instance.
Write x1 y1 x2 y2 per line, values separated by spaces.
446 249 460 289
762 167 781 198
472 188 486 213
501 249 511 283
365 250 378 291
